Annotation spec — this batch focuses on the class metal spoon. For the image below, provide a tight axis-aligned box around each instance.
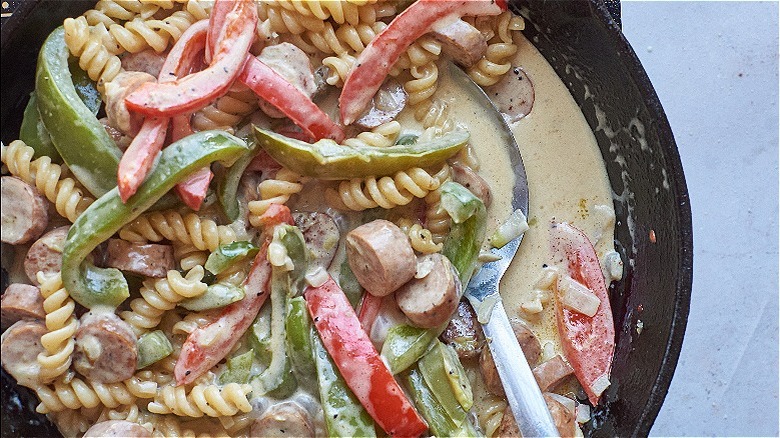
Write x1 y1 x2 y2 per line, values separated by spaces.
442 62 560 437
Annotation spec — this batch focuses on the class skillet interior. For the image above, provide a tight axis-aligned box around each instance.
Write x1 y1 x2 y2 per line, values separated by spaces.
0 1 692 436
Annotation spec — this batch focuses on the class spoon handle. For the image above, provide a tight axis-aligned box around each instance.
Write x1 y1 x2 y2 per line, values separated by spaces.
482 302 560 437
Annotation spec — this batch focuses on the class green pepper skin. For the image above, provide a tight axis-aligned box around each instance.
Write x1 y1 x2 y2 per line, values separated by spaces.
68 56 102 115
441 181 487 286
406 367 459 437
19 93 58 161
219 349 255 385
254 126 468 179
179 283 245 311
136 330 174 370
62 131 249 309
286 296 316 389
313 327 377 438
381 324 438 375
338 259 363 308
36 27 122 197
216 141 259 221
205 241 259 275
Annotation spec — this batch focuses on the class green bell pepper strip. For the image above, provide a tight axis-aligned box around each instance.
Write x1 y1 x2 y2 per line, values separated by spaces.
19 93 58 161
249 303 273 367
394 134 419 146
179 283 245 311
254 126 469 179
286 296 316 389
62 131 249 309
380 324 438 375
422 341 474 412
216 140 259 221
338 259 363 308
218 349 255 385
418 342 468 427
136 330 174 369
204 241 259 275
440 181 487 286
312 325 377 438
35 27 122 197
252 224 307 398
68 56 102 115
406 367 460 437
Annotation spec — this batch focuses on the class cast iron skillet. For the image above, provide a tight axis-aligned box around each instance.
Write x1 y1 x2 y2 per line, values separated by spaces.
0 1 692 436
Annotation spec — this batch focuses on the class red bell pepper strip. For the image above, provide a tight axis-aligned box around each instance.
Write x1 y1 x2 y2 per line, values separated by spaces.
117 20 208 201
550 222 615 405
339 0 505 125
175 205 294 385
357 292 383 335
238 57 345 142
205 0 232 63
306 278 428 437
175 167 213 211
124 0 257 117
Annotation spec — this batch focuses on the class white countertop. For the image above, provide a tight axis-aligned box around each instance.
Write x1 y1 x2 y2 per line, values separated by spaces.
621 2 779 436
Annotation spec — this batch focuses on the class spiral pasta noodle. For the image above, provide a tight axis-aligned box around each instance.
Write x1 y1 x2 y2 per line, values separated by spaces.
192 86 259 132
247 168 304 227
50 406 102 437
35 374 157 413
107 9 197 54
218 412 253 435
263 0 378 26
342 120 401 148
148 383 253 418
120 210 237 251
121 266 208 335
174 243 209 272
424 184 451 245
477 394 509 437
64 17 124 90
322 52 356 86
396 218 442 254
96 403 155 432
258 3 327 35
327 166 447 211
467 11 524 87
2 141 94 223
83 0 162 27
36 273 79 383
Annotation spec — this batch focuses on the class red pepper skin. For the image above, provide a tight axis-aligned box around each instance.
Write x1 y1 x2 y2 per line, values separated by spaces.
117 21 208 201
174 205 293 385
124 0 257 117
357 292 383 335
175 166 213 211
306 278 428 437
550 222 615 405
255 203 295 228
239 57 345 142
339 0 504 125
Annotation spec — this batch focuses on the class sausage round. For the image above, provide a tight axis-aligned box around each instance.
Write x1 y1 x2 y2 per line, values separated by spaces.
430 19 488 68
1 176 48 245
1 283 45 328
450 162 492 208
396 253 460 328
293 212 340 271
510 318 542 367
250 402 314 438
24 226 69 285
354 78 407 129
73 311 138 384
104 71 156 136
543 393 576 437
121 49 167 78
496 407 521 437
346 220 416 297
440 299 483 360
533 354 574 392
1 320 47 388
84 420 151 438
105 239 174 278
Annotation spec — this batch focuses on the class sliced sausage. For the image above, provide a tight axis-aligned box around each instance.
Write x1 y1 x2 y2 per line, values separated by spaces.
250 402 314 438
0 320 47 388
450 162 492 208
354 78 407 129
510 319 542 367
346 220 416 297
257 42 317 119
104 239 174 278
484 66 535 122
1 176 48 245
1 284 45 328
84 420 151 438
104 71 156 136
440 299 482 359
294 212 340 271
73 311 138 384
533 354 575 392
496 408 521 437
396 253 460 328
121 49 167 78
99 117 132 151
430 19 487 68
480 322 543 396
24 226 69 286
543 393 576 437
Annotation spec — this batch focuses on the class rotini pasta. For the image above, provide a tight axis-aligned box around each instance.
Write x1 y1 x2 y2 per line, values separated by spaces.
63 17 124 90
1 140 94 223
342 120 401 149
467 11 524 87
396 218 443 254
262 0 378 26
148 383 253 418
424 185 451 245
247 168 304 227
35 374 157 413
50 406 102 438
36 273 79 383
121 266 208 335
192 86 259 132
174 243 209 272
258 3 326 35
326 165 448 211
83 0 162 27
120 210 237 251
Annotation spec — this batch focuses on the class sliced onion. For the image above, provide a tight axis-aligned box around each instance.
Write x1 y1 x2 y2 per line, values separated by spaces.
558 275 600 317
489 209 529 248
591 373 611 397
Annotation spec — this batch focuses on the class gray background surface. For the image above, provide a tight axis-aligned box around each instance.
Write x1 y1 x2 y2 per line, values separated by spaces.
621 2 779 436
